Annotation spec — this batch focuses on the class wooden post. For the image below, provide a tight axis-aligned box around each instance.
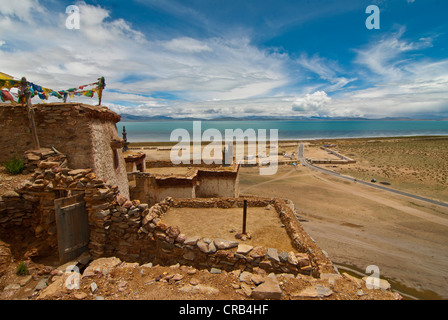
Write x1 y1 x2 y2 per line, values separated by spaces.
242 199 247 234
20 77 40 150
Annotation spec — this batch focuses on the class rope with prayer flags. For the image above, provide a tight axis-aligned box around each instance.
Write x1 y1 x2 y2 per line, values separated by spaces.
0 73 106 105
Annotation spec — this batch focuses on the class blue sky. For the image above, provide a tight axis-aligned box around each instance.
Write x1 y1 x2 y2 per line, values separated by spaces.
1 0 447 118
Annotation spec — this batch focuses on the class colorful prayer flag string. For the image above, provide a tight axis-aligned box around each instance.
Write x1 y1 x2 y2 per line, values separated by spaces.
0 73 106 105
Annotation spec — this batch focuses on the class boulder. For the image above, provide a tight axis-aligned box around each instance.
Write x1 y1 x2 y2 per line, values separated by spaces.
82 257 122 278
251 275 282 300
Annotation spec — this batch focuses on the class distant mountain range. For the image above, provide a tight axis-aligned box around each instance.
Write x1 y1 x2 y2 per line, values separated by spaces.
119 113 448 122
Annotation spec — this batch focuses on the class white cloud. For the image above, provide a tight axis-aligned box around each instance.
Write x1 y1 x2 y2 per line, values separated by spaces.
0 2 289 106
297 53 356 92
163 37 212 53
292 91 332 115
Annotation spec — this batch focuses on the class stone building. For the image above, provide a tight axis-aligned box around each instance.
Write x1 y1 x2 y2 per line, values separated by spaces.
0 102 129 198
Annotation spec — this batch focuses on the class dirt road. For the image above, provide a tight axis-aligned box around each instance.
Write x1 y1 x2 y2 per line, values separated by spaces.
239 165 448 299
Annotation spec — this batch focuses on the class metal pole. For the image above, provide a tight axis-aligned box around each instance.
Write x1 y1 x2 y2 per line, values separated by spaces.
242 200 247 234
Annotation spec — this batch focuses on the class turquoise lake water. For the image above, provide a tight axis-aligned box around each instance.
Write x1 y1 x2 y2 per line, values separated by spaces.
118 120 448 142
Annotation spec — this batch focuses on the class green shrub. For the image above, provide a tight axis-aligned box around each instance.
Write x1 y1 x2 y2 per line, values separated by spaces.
3 156 24 175
16 261 28 276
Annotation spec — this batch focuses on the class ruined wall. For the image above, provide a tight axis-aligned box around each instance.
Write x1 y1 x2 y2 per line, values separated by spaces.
91 120 129 199
0 103 129 198
196 171 239 198
129 172 196 206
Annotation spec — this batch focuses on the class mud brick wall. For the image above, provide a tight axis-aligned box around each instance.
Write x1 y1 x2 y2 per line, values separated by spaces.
0 102 129 198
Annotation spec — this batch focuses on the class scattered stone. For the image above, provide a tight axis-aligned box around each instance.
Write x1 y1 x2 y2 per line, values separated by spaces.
179 284 219 295
294 285 333 298
251 276 282 300
34 278 48 291
251 274 265 285
4 283 21 291
74 292 88 300
210 268 222 274
239 271 252 284
82 257 122 278
172 274 184 281
357 290 366 296
240 283 252 297
189 278 200 286
19 275 33 287
90 282 98 294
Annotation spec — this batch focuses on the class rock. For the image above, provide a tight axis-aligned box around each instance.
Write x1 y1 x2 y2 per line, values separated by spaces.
214 238 238 250
4 283 21 291
249 247 267 259
251 276 282 300
278 251 289 263
197 239 217 254
189 278 200 286
182 251 195 261
179 284 219 295
172 274 184 282
236 244 253 254
68 169 88 176
2 191 20 198
287 252 298 265
342 273 363 289
362 276 391 290
239 271 252 284
90 282 98 294
240 283 252 297
210 268 222 274
34 278 48 291
294 285 333 298
74 292 88 300
82 257 122 278
19 275 33 287
266 248 280 262
184 236 200 245
251 274 265 285
0 241 13 277
166 225 181 239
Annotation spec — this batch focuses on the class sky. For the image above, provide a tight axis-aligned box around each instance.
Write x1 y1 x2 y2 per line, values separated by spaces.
0 0 447 119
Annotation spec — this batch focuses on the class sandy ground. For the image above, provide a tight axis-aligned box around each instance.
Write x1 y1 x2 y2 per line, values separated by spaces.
239 164 448 300
162 207 297 252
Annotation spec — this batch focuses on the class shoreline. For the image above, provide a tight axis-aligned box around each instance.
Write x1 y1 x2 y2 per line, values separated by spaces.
128 135 448 146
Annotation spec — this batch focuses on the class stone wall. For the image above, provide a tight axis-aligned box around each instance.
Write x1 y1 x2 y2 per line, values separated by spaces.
0 149 335 278
87 196 336 277
0 102 129 198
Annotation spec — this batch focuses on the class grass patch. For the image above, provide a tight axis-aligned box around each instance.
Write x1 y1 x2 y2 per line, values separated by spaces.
3 156 25 175
16 261 28 276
